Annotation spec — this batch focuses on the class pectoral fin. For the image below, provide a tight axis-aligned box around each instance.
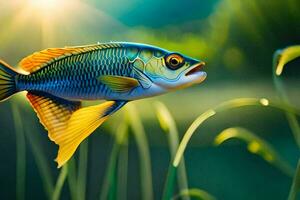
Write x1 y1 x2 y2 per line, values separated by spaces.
99 75 139 92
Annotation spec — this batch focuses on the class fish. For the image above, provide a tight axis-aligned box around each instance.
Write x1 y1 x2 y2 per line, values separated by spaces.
0 42 206 167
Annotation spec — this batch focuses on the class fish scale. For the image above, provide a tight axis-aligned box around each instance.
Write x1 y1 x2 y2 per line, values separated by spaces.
20 47 133 100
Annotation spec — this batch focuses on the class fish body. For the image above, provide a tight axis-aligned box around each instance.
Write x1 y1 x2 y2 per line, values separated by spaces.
0 42 206 167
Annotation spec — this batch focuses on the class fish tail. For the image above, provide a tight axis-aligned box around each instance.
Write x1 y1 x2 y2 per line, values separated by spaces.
0 60 19 102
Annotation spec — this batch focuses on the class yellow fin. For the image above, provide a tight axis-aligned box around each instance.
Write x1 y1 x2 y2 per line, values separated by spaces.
99 75 139 92
55 101 122 168
19 43 121 73
26 92 81 141
28 91 126 167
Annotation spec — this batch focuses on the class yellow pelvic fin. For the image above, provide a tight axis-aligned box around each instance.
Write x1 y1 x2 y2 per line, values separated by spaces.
19 43 121 73
27 92 125 167
99 75 139 92
26 92 82 141
55 101 117 167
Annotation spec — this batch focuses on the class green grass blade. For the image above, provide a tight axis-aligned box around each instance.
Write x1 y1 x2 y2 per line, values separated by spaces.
67 158 77 200
25 118 54 199
214 127 294 177
273 46 300 76
288 159 300 200
100 119 128 200
99 137 119 200
11 104 26 200
172 188 216 200
126 104 154 200
173 98 300 168
117 133 129 200
272 46 300 199
52 165 68 200
77 139 88 200
285 114 300 149
273 46 300 148
154 101 189 200
162 165 177 200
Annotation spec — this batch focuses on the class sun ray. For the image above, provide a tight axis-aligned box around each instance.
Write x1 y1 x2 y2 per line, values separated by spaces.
35 0 128 47
0 0 128 57
0 6 34 49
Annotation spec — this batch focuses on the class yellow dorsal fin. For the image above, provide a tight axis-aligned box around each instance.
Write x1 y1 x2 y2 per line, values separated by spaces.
99 75 140 92
20 43 121 73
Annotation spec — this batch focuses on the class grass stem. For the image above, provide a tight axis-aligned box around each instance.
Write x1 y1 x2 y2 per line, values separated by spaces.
154 102 189 200
100 119 128 200
52 166 68 200
172 188 216 200
12 104 26 200
288 159 300 200
67 158 77 200
117 134 128 200
273 47 300 148
126 104 154 200
173 98 300 169
25 117 54 199
77 140 88 200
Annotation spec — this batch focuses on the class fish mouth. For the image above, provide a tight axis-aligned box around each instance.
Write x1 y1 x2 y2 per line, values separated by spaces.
185 62 205 76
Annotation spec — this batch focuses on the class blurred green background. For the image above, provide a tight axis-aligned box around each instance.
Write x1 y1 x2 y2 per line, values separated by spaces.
0 0 300 199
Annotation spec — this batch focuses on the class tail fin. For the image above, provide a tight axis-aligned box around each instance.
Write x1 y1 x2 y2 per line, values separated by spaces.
0 60 18 102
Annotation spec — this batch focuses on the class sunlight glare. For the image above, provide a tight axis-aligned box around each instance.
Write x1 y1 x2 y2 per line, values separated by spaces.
28 0 60 11
1 0 126 53
259 98 269 106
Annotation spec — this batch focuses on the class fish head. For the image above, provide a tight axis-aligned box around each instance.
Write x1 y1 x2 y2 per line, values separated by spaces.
149 52 206 90
126 43 206 91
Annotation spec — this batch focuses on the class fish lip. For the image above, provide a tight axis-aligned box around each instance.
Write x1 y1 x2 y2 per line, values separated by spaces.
185 62 205 76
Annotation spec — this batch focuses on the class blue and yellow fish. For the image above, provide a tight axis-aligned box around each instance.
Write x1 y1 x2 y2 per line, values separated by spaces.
0 42 206 167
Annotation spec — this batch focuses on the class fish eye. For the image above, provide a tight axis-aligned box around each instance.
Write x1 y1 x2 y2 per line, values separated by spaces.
165 53 185 70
